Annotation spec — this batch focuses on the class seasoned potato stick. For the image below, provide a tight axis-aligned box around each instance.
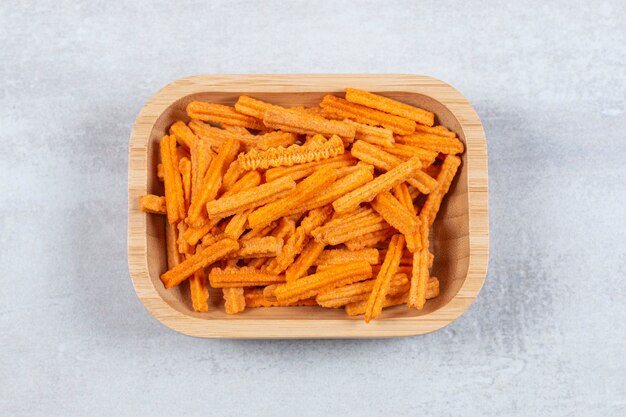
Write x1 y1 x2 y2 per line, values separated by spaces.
345 88 434 127
420 155 461 226
178 157 192 210
313 248 380 266
264 154 356 183
188 119 255 151
408 220 430 309
343 118 394 147
240 221 277 241
186 101 265 130
244 288 318 307
165 222 182 269
346 282 444 316
274 261 372 303
383 143 438 166
413 123 456 138
222 125 251 135
183 218 220 246
176 222 194 255
263 106 356 139
223 209 251 239
312 212 388 246
317 273 409 308
238 135 345 170
236 236 283 258
189 269 209 312
254 131 299 151
138 194 166 214
365 234 405 322
271 217 297 242
221 161 246 193
206 176 296 219
392 183 421 252
248 167 338 229
160 238 239 289
285 240 326 282
209 266 285 288
190 137 213 208
160 135 185 223
169 120 198 149
320 95 415 135
223 287 246 314
344 227 395 251
221 170 262 199
371 191 419 251
235 95 281 119
396 132 464 155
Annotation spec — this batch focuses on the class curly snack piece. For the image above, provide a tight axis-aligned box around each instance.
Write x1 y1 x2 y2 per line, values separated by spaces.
345 88 435 127
186 101 266 130
263 106 356 140
364 234 405 322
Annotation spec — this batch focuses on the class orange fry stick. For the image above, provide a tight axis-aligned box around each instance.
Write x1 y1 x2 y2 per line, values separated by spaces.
274 261 372 303
344 227 395 251
223 209 251 239
186 101 265 130
169 120 198 149
408 219 430 309
312 213 388 246
186 137 240 227
392 183 421 252
190 137 213 209
285 240 326 282
244 288 318 307
320 95 416 135
364 234 405 322
165 222 182 269
420 155 462 226
371 191 419 252
238 135 345 170
248 167 338 229
383 143 438 166
221 170 262 199
264 154 356 183
313 248 380 266
240 221 277 241
206 176 296 219
317 273 409 308
223 287 246 314
263 106 356 139
160 135 185 223
413 123 456 138
209 266 285 288
396 132 464 155
350 140 438 194
189 268 209 312
236 236 284 258
179 157 192 211
221 161 246 193
270 217 297 242
183 218 220 246
345 279 439 316
176 222 194 256
234 95 281 119
342 118 394 147
138 194 166 214
222 125 251 135
254 131 299 151
333 156 422 213
160 238 238 289
345 88 435 127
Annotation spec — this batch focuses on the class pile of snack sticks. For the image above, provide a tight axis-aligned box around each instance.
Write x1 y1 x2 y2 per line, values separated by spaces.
139 88 463 322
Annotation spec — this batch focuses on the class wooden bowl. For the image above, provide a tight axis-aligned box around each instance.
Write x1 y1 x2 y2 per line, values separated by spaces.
127 74 488 338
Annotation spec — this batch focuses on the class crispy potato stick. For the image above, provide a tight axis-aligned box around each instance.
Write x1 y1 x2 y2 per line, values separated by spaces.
246 257 269 269
285 240 326 282
160 135 185 223
222 125 251 135
408 220 430 309
317 273 409 308
312 213 388 246
157 163 164 181
238 135 345 170
244 288 318 307
420 155 461 226
240 221 277 241
165 222 182 269
393 183 421 252
313 248 380 266
413 123 456 138
248 167 338 229
263 106 356 139
169 120 198 149
371 264 413 276
344 227 395 251
176 222 194 255
345 279 440 316
235 95 281 119
274 261 372 303
223 287 246 314
188 119 253 151
350 140 438 194
342 118 394 147
345 88 434 127
189 269 209 312
266 206 333 274
186 101 265 130
264 154 356 183
160 238 238 289
320 95 416 135
206 176 296 219
178 157 192 210
304 134 326 146
221 170 262 199
138 194 166 214
236 236 284 258
333 156 422 213
183 218 220 246
271 217 297 242
364 234 405 322
209 266 285 288
187 137 240 227
371 191 419 252
221 161 246 193
200 227 222 247
223 209 251 239
254 131 299 151
396 132 464 155
190 137 213 208
383 143 438 166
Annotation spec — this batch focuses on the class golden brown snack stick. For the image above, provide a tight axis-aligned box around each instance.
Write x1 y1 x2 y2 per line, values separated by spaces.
350 140 438 194
371 191 419 252
169 120 198 149
420 155 462 226
183 219 220 246
190 137 213 209
222 125 251 135
274 261 372 303
221 170 262 199
206 176 296 219
246 257 269 269
263 106 356 139
209 266 285 288
344 227 395 251
364 234 405 322
165 222 182 269
271 217 297 242
244 288 318 307
189 268 209 312
221 161 246 193
317 273 409 308
333 156 422 213
160 238 238 289
234 95 281 119
238 135 345 170
266 206 333 274
138 194 166 214
236 236 284 258
320 95 416 135
240 221 277 241
176 222 194 256
312 213 388 246
285 240 326 282
313 248 380 266
396 132 464 155
392 183 421 252
248 167 338 229
345 88 435 127
223 287 246 314
223 209 251 239
254 131 299 151
160 135 185 223
157 163 164 181
264 154 356 183
187 137 240 227
345 279 439 316
408 220 430 309
371 264 413 276
383 143 438 166
186 101 266 130
413 123 456 138
342 118 394 148
188 119 255 151
178 157 192 211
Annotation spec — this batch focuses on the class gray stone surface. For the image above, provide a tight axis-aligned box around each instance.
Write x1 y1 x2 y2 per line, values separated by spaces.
1 1 625 416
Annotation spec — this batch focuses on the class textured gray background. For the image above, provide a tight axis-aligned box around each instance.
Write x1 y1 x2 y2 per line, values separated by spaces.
1 1 625 416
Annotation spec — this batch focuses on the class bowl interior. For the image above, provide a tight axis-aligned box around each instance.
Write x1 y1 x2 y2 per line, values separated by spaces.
145 91 469 320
